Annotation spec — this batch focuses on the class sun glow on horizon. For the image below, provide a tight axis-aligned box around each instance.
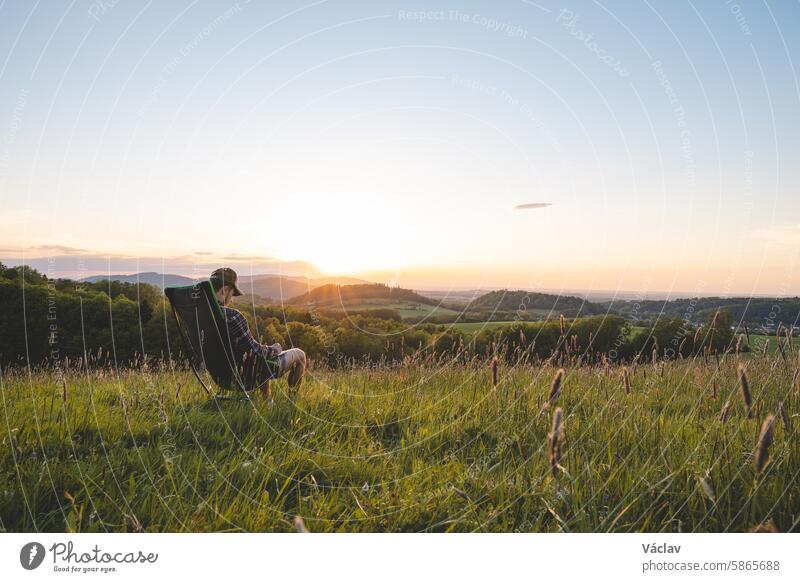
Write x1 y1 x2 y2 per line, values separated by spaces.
280 234 413 276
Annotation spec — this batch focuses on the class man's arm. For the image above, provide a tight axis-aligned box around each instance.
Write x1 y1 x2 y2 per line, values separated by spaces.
225 309 279 360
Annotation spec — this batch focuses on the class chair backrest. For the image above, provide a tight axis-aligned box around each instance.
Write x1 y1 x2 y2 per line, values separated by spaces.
165 281 276 392
165 281 238 390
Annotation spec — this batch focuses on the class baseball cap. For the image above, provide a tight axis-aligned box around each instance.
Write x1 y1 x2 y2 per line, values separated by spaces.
209 267 243 296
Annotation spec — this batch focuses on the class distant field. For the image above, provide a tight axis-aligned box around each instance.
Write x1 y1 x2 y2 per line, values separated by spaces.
448 321 520 332
2 357 797 532
332 299 462 320
629 328 800 354
740 333 800 354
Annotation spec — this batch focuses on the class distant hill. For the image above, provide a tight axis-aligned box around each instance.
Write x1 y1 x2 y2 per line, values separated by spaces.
237 275 371 303
289 283 437 307
467 289 603 319
78 272 371 301
81 272 197 289
415 288 487 305
602 296 800 330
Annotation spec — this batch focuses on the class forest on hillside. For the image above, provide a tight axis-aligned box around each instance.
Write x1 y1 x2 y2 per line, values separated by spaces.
603 296 800 331
288 283 437 307
0 263 747 370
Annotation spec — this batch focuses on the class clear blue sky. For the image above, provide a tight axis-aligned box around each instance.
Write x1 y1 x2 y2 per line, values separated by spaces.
1 0 798 294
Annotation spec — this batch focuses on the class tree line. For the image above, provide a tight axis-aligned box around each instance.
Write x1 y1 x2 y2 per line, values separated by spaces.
0 263 740 370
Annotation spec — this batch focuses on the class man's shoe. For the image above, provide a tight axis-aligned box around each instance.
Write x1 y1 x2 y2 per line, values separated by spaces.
287 350 306 389
279 348 307 389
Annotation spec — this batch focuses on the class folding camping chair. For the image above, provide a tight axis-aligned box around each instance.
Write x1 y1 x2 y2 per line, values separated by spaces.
165 281 278 401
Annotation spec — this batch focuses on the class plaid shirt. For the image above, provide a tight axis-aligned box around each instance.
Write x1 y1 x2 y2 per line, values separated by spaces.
219 304 278 361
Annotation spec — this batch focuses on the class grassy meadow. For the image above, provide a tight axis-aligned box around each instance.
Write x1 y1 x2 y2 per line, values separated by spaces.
1 354 798 533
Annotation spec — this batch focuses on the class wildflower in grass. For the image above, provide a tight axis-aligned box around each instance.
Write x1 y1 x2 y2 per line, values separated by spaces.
754 414 775 475
61 376 68 403
738 364 753 418
491 356 499 387
622 367 631 395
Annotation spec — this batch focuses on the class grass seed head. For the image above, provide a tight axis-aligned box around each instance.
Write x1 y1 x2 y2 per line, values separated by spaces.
754 414 775 475
719 399 731 423
738 364 752 418
778 402 790 432
293 515 309 533
548 407 564 478
751 520 779 533
698 476 716 504
549 368 564 404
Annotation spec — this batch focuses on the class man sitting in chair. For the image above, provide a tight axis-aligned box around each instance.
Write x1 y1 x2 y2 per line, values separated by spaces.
210 267 306 399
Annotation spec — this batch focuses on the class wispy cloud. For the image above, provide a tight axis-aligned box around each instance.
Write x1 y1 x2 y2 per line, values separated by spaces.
513 202 552 210
752 223 800 247
0 246 321 279
0 244 93 256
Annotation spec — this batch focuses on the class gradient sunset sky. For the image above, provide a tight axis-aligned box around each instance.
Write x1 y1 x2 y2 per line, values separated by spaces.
1 1 798 295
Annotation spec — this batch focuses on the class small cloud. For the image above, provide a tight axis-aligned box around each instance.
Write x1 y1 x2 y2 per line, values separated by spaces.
0 244 92 257
752 223 800 247
513 202 552 210
30 244 90 255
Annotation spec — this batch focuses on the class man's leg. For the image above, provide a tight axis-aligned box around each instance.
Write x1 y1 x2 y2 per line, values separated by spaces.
259 379 272 401
277 348 307 389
